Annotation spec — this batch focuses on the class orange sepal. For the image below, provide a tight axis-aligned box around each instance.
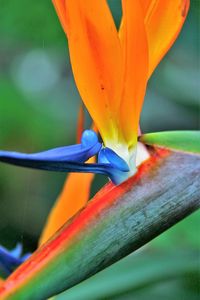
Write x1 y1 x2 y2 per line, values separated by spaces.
140 0 190 77
119 0 148 148
53 0 123 145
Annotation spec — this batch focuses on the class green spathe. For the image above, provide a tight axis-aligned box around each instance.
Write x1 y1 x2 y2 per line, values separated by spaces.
140 130 200 154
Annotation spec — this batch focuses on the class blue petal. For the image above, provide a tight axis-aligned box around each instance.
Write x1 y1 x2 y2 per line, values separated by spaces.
0 244 31 276
0 157 128 184
97 147 130 184
81 130 98 147
98 147 129 172
0 130 130 184
9 243 22 258
0 130 101 166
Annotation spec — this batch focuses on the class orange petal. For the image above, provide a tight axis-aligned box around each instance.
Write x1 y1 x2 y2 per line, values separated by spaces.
119 0 148 149
140 0 190 77
140 0 152 13
76 105 85 144
39 162 95 246
53 0 123 146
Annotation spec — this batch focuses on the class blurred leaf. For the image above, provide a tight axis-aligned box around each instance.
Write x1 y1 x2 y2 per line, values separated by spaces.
151 210 200 249
141 91 199 133
159 62 200 108
140 131 200 154
55 250 199 300
0 78 73 148
112 278 199 300
0 0 64 45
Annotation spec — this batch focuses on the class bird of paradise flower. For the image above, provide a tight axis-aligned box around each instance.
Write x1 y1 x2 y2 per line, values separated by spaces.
0 0 190 286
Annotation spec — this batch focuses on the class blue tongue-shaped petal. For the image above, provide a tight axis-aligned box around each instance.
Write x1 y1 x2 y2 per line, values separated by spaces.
97 147 130 184
0 130 101 165
0 132 130 185
0 244 31 277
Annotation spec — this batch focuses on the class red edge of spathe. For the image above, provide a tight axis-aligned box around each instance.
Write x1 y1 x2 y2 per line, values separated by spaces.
0 147 170 297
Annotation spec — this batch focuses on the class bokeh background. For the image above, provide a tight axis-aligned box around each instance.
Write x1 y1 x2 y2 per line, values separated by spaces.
0 0 199 299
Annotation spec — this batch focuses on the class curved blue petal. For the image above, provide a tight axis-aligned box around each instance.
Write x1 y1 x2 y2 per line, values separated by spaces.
98 147 129 172
0 130 101 165
0 244 31 277
0 131 130 184
97 147 130 184
9 243 22 258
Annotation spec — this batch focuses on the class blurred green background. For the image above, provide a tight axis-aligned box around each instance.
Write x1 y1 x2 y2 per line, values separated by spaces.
0 0 199 299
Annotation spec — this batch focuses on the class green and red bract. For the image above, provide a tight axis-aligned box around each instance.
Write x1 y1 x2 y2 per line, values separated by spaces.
0 147 199 300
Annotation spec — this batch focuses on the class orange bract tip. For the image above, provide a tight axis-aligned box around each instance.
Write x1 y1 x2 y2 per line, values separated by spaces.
141 0 190 77
119 0 148 148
